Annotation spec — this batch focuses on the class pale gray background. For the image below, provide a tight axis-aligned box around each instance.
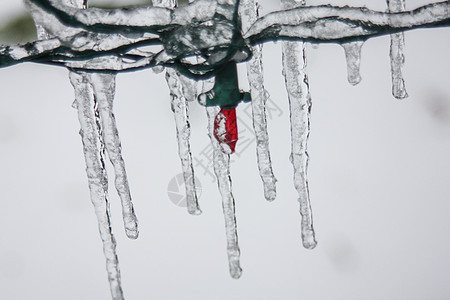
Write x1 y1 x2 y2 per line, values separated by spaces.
0 0 449 299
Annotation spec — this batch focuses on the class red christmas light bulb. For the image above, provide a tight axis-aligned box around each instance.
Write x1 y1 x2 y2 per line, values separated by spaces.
213 108 238 154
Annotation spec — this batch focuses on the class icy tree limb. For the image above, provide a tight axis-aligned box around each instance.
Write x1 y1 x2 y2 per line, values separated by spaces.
69 71 123 300
88 73 139 239
26 0 225 32
207 106 242 279
281 0 317 250
0 41 163 71
27 0 161 51
58 52 161 71
246 2 450 42
240 0 277 201
388 0 408 99
2 2 449 73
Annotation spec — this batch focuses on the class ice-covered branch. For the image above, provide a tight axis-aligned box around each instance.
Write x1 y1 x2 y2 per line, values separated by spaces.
1 1 448 72
246 1 449 43
0 39 167 71
26 0 225 32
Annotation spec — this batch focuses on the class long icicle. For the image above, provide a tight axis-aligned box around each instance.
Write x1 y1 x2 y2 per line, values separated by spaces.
387 0 408 99
89 73 139 239
240 0 277 201
29 0 125 297
153 0 201 215
166 69 202 215
207 106 242 279
281 0 317 250
69 72 124 299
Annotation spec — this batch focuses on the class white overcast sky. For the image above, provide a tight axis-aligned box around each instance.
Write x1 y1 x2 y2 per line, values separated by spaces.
0 1 449 299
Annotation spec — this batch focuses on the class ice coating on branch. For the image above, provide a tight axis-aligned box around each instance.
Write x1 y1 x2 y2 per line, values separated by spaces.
387 0 408 99
5 1 448 73
27 0 236 29
240 0 277 201
281 0 317 250
245 2 450 42
341 40 364 86
166 69 202 215
207 106 242 279
69 71 123 299
26 0 160 53
88 73 139 239
152 0 177 8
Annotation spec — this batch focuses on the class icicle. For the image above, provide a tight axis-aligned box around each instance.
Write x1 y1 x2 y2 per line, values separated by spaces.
179 74 201 103
281 0 317 250
341 40 364 86
154 0 201 215
69 71 123 300
166 69 202 215
207 106 242 279
88 73 139 239
387 0 408 99
29 0 126 298
240 0 277 201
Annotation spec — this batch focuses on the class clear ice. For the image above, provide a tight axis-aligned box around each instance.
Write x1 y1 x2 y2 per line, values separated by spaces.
153 0 202 215
2 1 446 71
207 105 242 279
88 73 139 239
69 71 124 300
27 0 138 298
3 0 449 298
387 0 408 99
240 0 277 201
341 40 364 86
281 0 317 250
245 2 450 42
166 68 202 214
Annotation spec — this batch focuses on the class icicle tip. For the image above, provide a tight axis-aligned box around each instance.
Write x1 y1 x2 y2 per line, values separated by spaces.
302 230 317 250
126 228 139 240
264 188 276 202
188 207 202 216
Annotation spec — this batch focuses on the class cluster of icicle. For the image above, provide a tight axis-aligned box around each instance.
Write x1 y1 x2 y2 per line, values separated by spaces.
12 0 445 299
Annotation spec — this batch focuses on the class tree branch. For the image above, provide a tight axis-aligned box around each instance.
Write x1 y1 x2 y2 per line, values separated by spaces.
246 1 450 43
1 0 448 72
